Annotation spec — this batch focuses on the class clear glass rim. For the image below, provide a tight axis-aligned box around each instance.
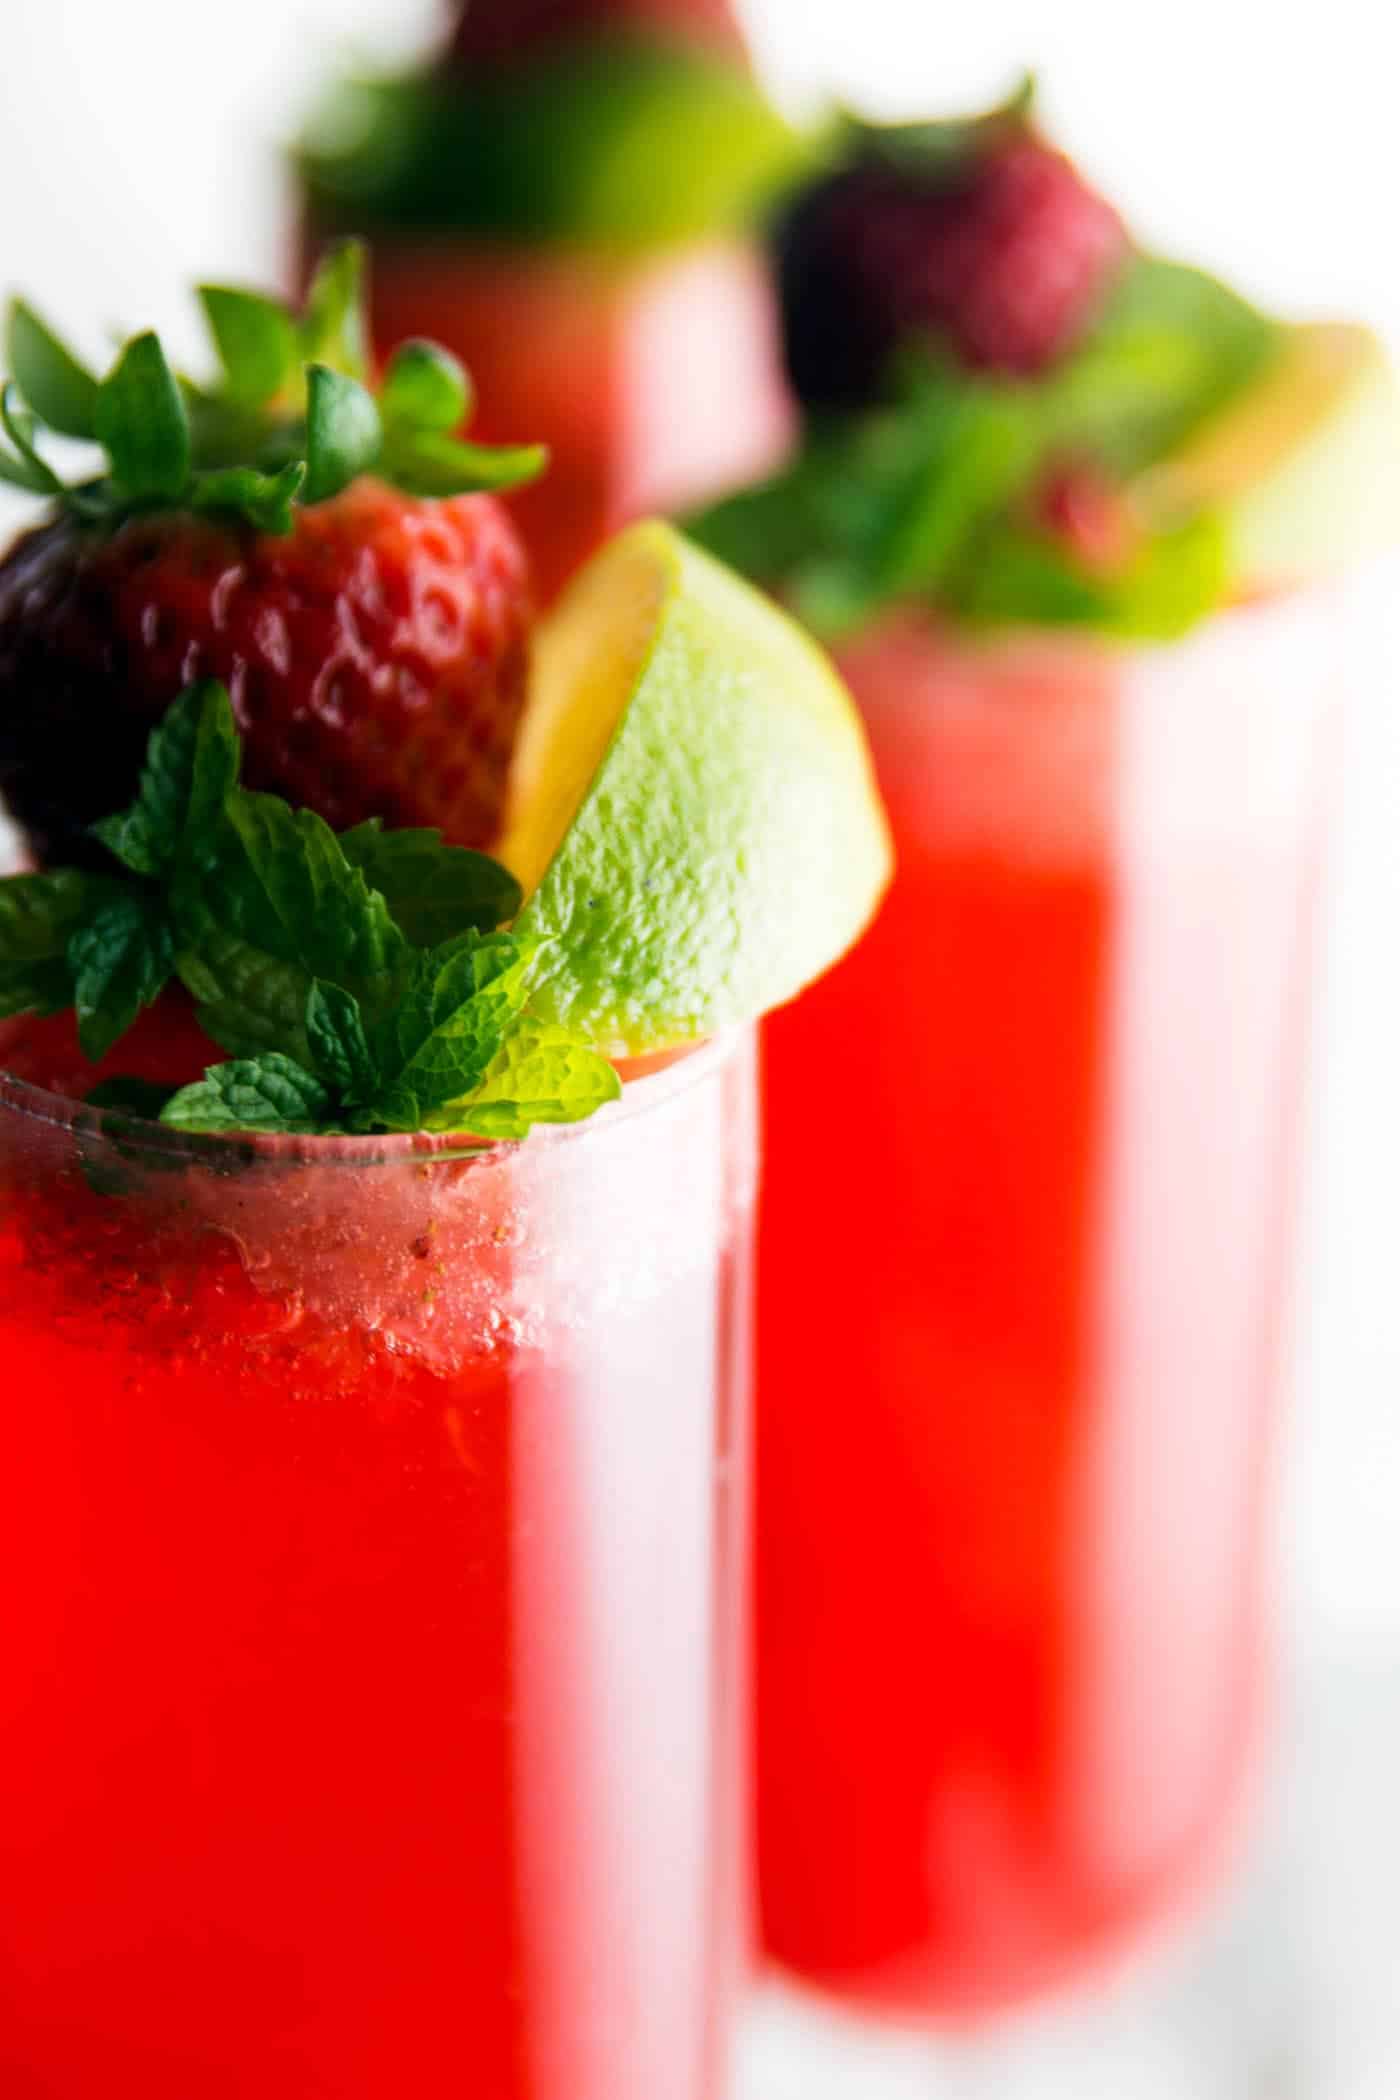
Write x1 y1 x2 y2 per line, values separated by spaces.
0 1027 748 1172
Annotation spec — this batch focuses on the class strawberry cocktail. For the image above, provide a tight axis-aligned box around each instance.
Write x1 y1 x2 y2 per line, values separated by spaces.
297 0 800 597
694 88 1400 2016
0 266 890 2094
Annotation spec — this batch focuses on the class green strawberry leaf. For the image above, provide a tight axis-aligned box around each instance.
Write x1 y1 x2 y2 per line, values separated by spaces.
338 819 522 943
94 681 241 876
6 297 99 439
0 384 63 495
379 339 472 434
68 890 175 1062
198 285 300 408
191 460 306 535
305 978 379 1101
162 1052 334 1133
368 929 531 1129
441 1018 621 1137
379 426 548 497
304 363 381 503
300 239 370 381
96 331 191 503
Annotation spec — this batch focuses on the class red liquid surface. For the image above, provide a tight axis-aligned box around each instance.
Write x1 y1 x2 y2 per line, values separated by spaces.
0 1018 754 2099
756 602 1338 2017
366 240 793 598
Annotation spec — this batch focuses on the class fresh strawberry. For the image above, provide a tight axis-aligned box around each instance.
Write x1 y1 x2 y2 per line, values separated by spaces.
0 483 532 863
447 0 749 68
0 246 544 864
779 130 1128 407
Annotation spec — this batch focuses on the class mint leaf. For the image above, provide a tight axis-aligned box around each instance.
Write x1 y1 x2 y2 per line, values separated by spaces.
300 240 370 380
191 460 306 536
339 819 521 943
68 891 174 1062
305 979 378 1101
368 930 531 1129
6 297 99 438
379 339 471 433
947 508 1228 640
304 363 381 503
442 1018 621 1137
0 869 111 1018
175 920 317 1063
162 1052 333 1134
96 332 191 503
379 427 547 498
198 285 299 408
94 681 240 876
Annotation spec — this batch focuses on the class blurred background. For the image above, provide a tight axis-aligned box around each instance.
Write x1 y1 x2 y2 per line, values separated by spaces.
5 1 1400 2091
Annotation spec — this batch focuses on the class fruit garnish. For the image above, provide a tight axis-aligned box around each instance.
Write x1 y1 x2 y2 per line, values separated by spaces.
1133 322 1400 590
296 39 808 251
0 683 617 1139
501 521 891 1053
0 247 542 863
689 256 1276 638
447 0 750 69
779 85 1127 408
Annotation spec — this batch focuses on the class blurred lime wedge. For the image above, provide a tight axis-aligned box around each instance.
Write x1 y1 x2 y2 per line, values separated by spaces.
501 521 891 1054
1136 322 1400 590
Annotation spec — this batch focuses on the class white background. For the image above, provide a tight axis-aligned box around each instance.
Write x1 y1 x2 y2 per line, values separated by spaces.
3 0 1400 1651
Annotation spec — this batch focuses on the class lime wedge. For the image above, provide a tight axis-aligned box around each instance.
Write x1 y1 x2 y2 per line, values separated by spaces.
1136 322 1400 590
501 521 891 1054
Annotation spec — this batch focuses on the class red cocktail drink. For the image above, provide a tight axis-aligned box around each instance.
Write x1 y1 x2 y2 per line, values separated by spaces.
755 589 1344 2016
0 1022 756 2100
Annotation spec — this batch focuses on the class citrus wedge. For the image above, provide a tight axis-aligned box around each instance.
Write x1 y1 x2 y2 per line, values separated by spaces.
501 520 891 1054
1136 322 1400 591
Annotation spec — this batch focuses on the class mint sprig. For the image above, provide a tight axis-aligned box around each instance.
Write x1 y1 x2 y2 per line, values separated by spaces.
0 684 619 1141
687 253 1280 639
0 242 549 534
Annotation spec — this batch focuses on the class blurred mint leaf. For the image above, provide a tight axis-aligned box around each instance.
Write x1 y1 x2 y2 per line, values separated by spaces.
0 869 109 1019
162 1052 334 1134
379 339 472 433
96 331 191 502
198 285 299 407
305 978 379 1101
947 509 1228 639
339 819 522 943
368 930 531 1129
6 298 99 438
443 1018 621 1137
68 890 175 1062
94 681 240 876
304 363 381 502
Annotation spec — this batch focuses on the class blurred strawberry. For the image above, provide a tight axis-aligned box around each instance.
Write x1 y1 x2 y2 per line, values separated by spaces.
778 123 1128 408
1035 461 1140 572
447 0 749 68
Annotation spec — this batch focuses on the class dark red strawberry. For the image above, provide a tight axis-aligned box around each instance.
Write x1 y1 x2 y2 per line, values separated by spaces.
778 131 1128 408
448 0 749 68
0 247 544 864
0 483 532 864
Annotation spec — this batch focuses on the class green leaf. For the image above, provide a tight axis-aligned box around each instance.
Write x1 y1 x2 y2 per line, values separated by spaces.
379 427 547 498
0 869 109 1017
96 331 191 502
304 363 381 503
190 460 305 535
175 921 316 1064
94 682 240 875
379 338 472 433
947 509 1229 640
305 978 378 1101
198 285 299 407
842 74 1035 184
440 1018 621 1137
338 819 522 943
161 1052 333 1133
368 930 531 1128
7 297 99 438
68 890 175 1062
300 239 370 380
0 384 63 494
